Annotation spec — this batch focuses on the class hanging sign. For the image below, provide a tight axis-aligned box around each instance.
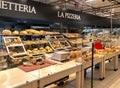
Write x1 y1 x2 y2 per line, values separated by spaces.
0 0 36 14
58 11 81 20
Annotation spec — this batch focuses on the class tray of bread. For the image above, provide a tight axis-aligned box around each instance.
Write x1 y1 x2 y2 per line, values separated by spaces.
60 40 71 49
3 36 22 45
23 39 48 45
2 29 60 35
55 35 65 40
63 33 80 38
26 45 53 55
10 54 45 65
49 40 63 50
69 39 82 45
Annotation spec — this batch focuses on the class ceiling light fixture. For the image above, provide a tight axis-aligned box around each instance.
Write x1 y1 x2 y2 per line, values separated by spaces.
55 5 60 9
85 0 93 2
62 7 66 11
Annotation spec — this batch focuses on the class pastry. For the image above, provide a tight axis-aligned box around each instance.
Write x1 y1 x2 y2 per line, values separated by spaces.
26 29 40 34
2 29 12 35
45 46 53 52
14 37 21 43
12 31 19 35
39 30 46 34
20 31 28 35
39 47 46 53
5 39 11 44
11 59 22 64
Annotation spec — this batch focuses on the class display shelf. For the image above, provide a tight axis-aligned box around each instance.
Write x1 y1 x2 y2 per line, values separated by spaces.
69 39 89 45
60 40 71 48
10 52 27 57
2 36 28 66
46 34 71 51
23 40 48 46
1 34 60 36
0 43 8 69
1 35 52 66
0 30 60 36
21 34 54 56
62 33 83 47
27 53 45 57
63 33 81 38
55 35 65 40
26 48 53 55
6 43 24 47
3 36 26 55
0 53 8 57
0 68 38 88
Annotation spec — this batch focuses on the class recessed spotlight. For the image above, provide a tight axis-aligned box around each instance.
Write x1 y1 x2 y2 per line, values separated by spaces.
65 0 69 2
86 0 93 2
62 7 66 11
23 21 27 23
55 5 60 9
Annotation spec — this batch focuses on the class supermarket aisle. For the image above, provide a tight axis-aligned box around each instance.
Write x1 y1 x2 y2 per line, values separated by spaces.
46 59 120 88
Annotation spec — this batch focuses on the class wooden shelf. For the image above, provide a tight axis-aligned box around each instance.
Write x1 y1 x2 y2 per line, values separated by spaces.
23 41 48 46
6 43 24 47
0 53 8 57
0 34 60 36
0 60 7 64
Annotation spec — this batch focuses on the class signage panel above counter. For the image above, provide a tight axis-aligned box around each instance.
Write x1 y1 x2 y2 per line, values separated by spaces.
0 0 36 14
0 0 119 27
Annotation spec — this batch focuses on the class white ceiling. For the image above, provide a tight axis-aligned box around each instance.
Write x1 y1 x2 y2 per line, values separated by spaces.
32 0 120 19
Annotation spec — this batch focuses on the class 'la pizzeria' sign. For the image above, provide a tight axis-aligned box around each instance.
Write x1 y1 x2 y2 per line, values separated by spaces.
58 11 81 20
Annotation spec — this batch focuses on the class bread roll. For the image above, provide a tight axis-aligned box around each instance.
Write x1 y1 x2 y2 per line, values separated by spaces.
2 29 11 35
12 31 19 35
20 31 28 35
39 30 46 34
26 29 36 34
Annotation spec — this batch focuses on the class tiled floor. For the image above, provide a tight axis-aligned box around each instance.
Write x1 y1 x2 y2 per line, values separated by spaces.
45 59 120 88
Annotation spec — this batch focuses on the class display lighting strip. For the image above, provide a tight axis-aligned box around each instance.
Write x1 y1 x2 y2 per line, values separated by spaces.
85 0 93 2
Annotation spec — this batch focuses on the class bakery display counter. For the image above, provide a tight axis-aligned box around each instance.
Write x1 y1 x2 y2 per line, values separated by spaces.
81 55 103 69
0 68 37 88
28 60 82 88
102 50 119 78
104 51 117 61
113 46 120 55
0 29 119 88
93 47 119 79
74 46 120 88
76 55 104 88
18 59 56 72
